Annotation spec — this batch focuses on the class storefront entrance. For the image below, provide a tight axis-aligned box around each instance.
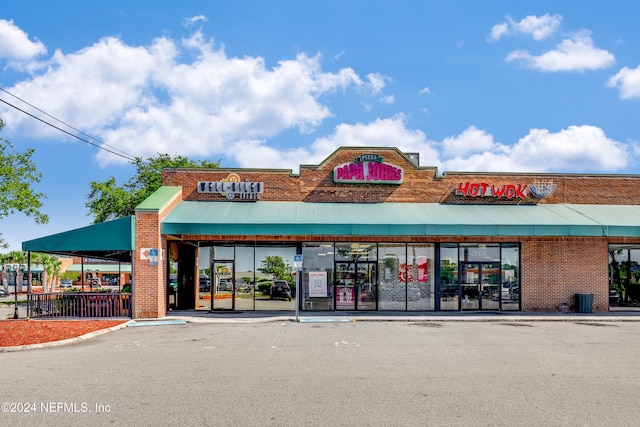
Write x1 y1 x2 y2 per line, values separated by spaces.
459 263 500 310
335 261 377 310
211 261 235 311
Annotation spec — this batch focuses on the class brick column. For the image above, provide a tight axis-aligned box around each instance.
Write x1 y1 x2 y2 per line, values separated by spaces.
133 189 183 318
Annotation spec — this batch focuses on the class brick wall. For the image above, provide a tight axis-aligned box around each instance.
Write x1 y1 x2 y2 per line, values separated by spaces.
162 147 640 205
521 238 609 312
134 147 640 316
133 191 183 319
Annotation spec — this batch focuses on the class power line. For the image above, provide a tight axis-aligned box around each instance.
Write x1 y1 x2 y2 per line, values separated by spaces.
0 88 137 162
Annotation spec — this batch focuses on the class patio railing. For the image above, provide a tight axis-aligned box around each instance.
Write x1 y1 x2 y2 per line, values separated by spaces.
28 292 131 318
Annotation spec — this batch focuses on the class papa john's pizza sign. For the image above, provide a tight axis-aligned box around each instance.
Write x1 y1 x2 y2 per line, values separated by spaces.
333 154 404 184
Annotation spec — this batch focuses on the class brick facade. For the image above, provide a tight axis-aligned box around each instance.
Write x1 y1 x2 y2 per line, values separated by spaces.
124 147 640 317
134 190 183 319
163 147 640 206
521 238 609 312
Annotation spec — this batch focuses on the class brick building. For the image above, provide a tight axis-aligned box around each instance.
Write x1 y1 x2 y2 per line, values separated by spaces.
126 147 640 318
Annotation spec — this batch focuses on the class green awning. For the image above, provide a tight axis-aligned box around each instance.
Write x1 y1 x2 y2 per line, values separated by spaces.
22 216 135 261
162 201 640 238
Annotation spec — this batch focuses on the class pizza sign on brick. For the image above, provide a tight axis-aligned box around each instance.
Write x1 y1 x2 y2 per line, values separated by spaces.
333 154 404 184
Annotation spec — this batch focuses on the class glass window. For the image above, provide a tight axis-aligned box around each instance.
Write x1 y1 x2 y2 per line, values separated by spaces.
500 243 520 311
234 245 255 311
609 246 640 308
631 250 640 305
212 245 234 260
440 244 459 311
335 243 377 262
254 245 296 311
460 243 500 263
408 244 435 311
301 243 334 311
609 247 626 307
378 244 407 310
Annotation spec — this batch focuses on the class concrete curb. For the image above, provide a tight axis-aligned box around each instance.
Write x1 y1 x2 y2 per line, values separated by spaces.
0 320 132 353
162 313 640 324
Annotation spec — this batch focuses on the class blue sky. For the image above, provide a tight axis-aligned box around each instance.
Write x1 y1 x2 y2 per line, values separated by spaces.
1 1 640 252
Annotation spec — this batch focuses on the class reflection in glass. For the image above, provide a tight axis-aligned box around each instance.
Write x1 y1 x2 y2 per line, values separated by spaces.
254 245 296 311
211 261 234 311
501 244 520 311
480 263 500 310
408 244 435 311
212 245 234 260
234 245 255 311
440 244 459 310
460 263 479 310
609 246 640 309
378 244 407 310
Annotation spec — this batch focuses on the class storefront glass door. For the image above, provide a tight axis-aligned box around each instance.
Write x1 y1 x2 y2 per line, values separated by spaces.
211 261 235 311
335 261 377 310
460 263 500 310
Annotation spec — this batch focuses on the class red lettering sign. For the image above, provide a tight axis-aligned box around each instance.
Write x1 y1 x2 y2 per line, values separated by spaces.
456 182 528 199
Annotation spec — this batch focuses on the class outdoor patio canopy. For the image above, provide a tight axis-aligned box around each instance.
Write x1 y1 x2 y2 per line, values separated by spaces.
21 215 135 262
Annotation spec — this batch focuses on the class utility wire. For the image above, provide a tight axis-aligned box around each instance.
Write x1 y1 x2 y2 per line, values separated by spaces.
0 88 137 162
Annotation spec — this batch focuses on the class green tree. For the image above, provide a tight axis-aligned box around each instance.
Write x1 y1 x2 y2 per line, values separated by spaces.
31 252 61 292
0 250 28 292
86 153 220 223
258 255 293 284
0 118 48 247
0 251 61 292
0 250 28 265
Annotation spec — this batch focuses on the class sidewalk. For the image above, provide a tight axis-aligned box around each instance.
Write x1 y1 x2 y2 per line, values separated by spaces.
4 290 640 323
162 308 640 324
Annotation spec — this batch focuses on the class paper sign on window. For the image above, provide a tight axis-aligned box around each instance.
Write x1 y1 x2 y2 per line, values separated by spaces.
309 271 327 297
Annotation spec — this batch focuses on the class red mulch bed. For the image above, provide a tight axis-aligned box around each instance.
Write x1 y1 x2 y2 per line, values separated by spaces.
0 319 127 347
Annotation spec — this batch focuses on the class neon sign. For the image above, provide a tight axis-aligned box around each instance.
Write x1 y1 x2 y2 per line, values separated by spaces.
455 180 556 199
333 155 404 184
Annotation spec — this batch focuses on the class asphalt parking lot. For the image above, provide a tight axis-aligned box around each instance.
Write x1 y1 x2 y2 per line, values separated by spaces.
2 319 640 426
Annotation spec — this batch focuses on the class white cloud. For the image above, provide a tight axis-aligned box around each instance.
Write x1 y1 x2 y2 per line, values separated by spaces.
441 126 497 157
510 125 627 171
419 86 431 95
488 23 509 41
0 28 369 165
506 31 615 72
380 95 395 104
0 21 632 178
441 125 628 172
182 15 208 28
366 73 386 94
231 121 629 175
608 65 640 99
2 36 177 139
231 115 441 173
488 14 562 41
0 19 47 63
